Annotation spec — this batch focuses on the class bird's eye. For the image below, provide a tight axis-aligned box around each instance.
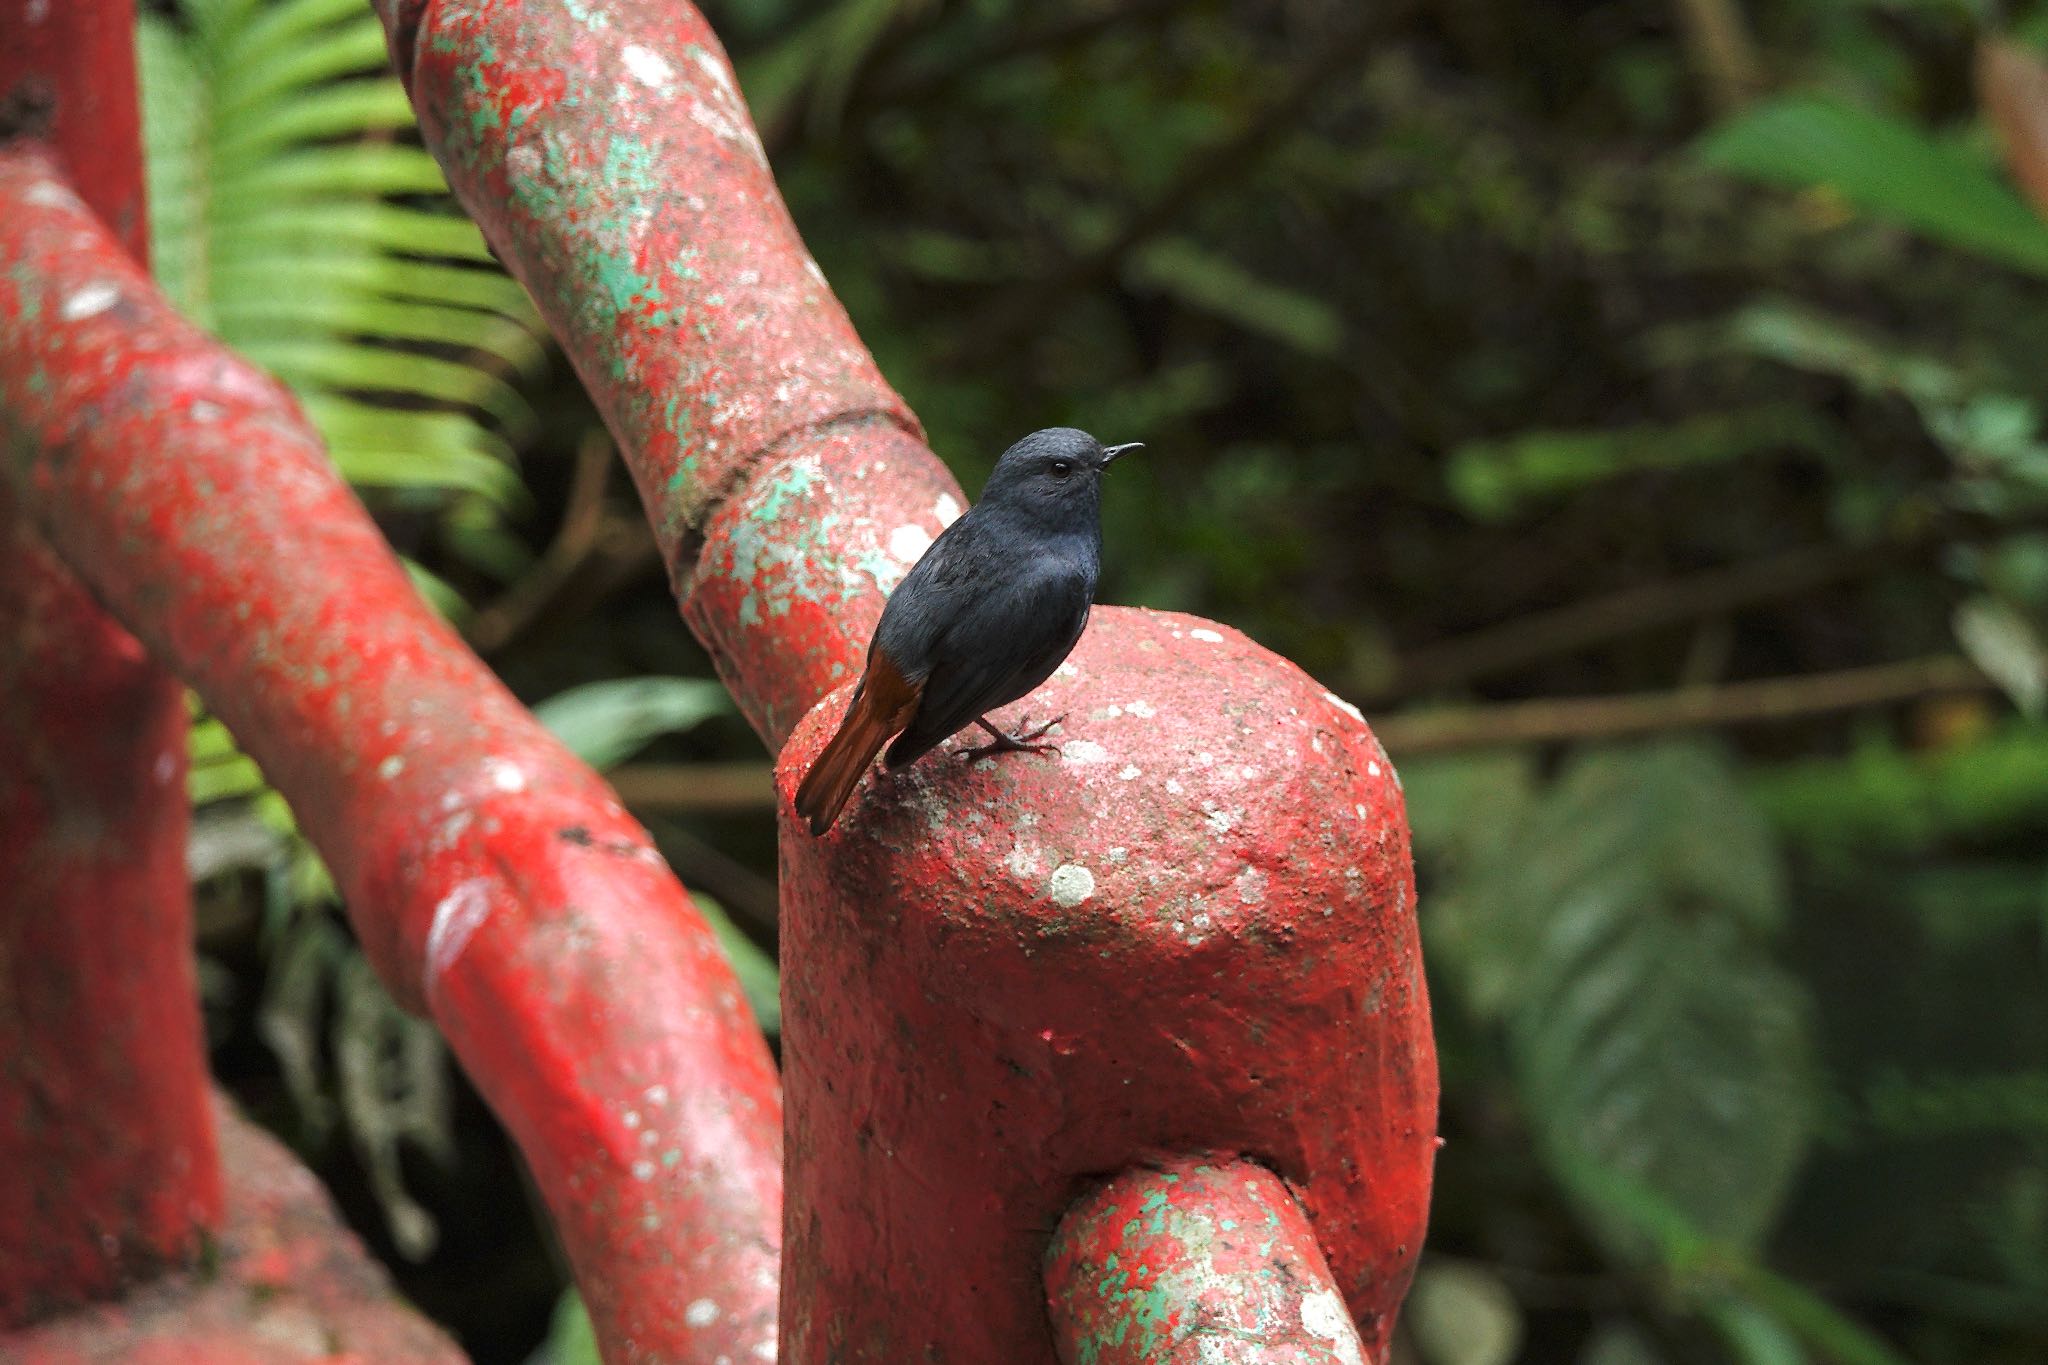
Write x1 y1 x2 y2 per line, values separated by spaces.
1049 460 1074 479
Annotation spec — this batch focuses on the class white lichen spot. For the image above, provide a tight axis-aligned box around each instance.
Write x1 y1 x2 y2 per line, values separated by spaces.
1047 863 1096 908
1125 699 1157 719
484 757 527 793
1300 1287 1367 1363
26 0 51 22
61 282 119 320
378 755 405 780
888 523 933 563
1165 778 1185 796
622 1109 642 1130
1106 846 1129 864
1354 804 1368 820
1061 739 1108 765
153 750 176 785
423 879 492 994
25 183 70 207
632 1159 656 1181
1006 841 1042 880
1117 764 1142 781
621 43 677 91
1321 690 1366 724
934 493 962 526
1202 805 1235 836
1189 628 1224 644
1235 865 1268 905
1367 760 1382 778
1193 751 1214 768
685 1298 721 1329
644 1083 670 1106
1055 661 1080 679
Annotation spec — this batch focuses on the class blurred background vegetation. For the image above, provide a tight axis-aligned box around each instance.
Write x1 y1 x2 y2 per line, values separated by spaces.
148 0 2048 1361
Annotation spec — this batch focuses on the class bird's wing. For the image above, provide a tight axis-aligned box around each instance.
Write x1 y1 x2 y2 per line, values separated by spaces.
883 560 1092 768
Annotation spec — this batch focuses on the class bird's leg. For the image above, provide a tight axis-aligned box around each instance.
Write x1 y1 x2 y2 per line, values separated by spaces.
960 714 1066 761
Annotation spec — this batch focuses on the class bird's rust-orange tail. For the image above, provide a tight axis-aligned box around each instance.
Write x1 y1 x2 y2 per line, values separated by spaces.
794 652 923 834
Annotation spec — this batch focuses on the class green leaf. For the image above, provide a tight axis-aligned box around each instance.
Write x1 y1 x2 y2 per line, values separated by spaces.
532 1289 602 1365
1126 237 1346 358
1426 745 1815 1262
1698 97 2048 278
1406 1260 1523 1365
697 894 780 1036
533 678 734 771
1954 596 2048 717
1750 724 2048 850
1446 405 1843 521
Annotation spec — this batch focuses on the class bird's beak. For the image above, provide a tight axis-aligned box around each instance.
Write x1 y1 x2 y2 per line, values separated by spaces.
1100 442 1143 466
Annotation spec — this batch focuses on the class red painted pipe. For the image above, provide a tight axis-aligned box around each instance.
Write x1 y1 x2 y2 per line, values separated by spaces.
0 0 222 1324
375 3 1437 1358
1046 1159 1371 1364
0 146 782 1364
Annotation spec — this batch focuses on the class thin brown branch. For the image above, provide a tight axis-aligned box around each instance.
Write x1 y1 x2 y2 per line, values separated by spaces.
1381 538 1888 700
608 761 778 813
1671 0 1764 116
654 823 780 946
467 429 616 654
1371 655 1991 755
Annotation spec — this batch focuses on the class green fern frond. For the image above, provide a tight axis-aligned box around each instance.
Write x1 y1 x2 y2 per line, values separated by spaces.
139 0 545 509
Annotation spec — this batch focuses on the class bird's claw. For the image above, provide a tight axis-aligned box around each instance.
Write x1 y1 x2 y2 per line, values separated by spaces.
961 714 1066 762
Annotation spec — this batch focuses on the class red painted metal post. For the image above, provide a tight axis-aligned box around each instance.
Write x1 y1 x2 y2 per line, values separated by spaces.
0 146 782 1363
1045 1159 1372 1364
374 2 1438 1359
0 0 222 1323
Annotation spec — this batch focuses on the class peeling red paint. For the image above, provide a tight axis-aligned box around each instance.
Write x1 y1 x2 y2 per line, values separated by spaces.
372 0 950 748
3 1097 467 1363
0 146 781 1364
374 2 1438 1358
777 614 1436 1362
0 0 220 1326
1046 1158 1372 1364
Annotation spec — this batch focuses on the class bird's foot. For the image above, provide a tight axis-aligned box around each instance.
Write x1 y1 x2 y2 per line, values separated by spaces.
960 714 1066 762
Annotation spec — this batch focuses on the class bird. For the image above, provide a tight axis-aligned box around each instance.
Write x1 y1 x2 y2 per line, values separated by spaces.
793 427 1141 835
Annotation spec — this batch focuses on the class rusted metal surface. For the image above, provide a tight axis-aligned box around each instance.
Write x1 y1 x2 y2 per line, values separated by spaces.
376 3 1438 1359
0 145 782 1364
3 1097 468 1364
1045 1158 1371 1364
777 614 1436 1362
0 0 221 1325
373 0 953 747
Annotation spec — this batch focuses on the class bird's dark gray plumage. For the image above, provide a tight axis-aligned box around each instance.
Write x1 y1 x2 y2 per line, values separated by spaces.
793 427 1139 833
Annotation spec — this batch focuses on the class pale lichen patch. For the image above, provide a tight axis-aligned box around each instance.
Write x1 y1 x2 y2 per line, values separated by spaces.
60 281 119 321
621 43 678 91
1047 863 1096 907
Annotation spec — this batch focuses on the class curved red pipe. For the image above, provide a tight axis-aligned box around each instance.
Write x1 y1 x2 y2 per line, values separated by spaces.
0 145 781 1363
0 0 220 1323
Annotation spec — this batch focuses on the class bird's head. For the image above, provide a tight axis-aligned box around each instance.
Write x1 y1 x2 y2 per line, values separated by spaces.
978 427 1141 525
